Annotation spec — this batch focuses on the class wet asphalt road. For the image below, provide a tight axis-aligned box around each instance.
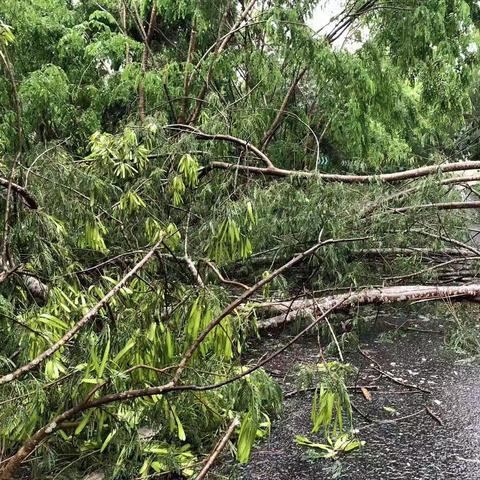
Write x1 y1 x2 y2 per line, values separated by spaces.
228 309 480 480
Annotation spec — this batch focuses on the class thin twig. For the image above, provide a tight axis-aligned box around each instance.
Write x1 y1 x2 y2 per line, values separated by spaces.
204 259 249 290
357 347 431 394
425 405 444 426
351 401 373 423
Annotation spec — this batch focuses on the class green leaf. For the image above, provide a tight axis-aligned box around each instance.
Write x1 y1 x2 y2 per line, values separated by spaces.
98 337 110 377
114 337 136 364
75 410 93 436
383 406 397 415
170 406 186 441
237 413 258 463
100 429 117 452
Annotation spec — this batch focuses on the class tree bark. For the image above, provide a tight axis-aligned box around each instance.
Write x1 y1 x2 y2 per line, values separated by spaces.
0 176 37 209
207 159 480 184
258 284 480 329
391 201 480 213
138 5 157 121
167 124 274 167
361 175 480 216
196 418 240 480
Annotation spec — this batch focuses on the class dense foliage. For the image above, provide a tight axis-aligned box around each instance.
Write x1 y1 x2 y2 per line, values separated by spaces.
1 0 480 478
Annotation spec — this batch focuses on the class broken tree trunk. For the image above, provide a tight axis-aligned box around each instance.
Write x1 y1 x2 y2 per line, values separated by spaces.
0 175 38 209
258 284 480 329
0 259 49 303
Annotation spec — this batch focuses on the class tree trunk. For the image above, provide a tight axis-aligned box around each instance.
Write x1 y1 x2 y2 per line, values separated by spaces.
258 284 480 329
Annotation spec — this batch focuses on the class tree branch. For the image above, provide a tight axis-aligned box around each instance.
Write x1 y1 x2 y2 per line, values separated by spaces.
206 159 480 184
0 238 164 386
0 175 38 209
258 283 480 329
171 236 367 384
391 201 480 214
184 254 204 287
361 175 480 216
260 66 307 150
196 418 240 480
188 0 257 125
166 124 274 167
0 46 24 264
178 20 198 123
138 4 157 121
260 1 377 149
204 259 250 290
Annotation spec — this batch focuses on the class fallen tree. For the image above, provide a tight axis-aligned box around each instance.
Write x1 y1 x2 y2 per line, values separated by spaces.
4 278 480 479
3 1 480 479
258 284 480 329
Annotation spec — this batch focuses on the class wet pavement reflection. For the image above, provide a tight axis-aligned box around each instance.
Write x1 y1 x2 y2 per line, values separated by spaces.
234 309 480 480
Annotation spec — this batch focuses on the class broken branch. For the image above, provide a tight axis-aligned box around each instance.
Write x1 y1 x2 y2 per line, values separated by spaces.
0 238 164 386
